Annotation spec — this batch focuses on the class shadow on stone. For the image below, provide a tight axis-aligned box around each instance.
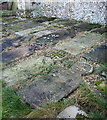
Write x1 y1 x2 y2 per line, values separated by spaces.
83 42 107 64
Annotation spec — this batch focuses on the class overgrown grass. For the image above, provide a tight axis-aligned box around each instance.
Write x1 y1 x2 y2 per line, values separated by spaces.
2 87 32 118
27 83 107 118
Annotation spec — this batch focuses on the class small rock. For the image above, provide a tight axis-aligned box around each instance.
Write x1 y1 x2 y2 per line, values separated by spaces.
57 105 87 118
13 42 20 47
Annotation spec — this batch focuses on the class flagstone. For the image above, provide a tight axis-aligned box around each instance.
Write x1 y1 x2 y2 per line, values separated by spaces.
54 32 105 55
1 56 53 86
1 46 33 63
1 36 26 52
18 68 83 107
83 42 107 64
15 26 47 36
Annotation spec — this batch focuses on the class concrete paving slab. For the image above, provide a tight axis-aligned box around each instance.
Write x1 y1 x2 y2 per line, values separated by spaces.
54 32 105 55
18 68 83 107
1 46 33 63
1 56 53 86
83 42 107 64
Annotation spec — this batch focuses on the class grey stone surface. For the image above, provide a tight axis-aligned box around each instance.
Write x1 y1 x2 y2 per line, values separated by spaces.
57 105 87 118
71 62 93 76
18 69 83 107
33 30 53 37
15 26 47 36
29 29 76 50
54 32 105 55
83 42 107 64
1 36 26 52
1 46 33 63
1 56 53 86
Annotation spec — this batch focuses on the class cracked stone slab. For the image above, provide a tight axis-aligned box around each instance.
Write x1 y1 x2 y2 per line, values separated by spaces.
18 68 83 107
1 46 33 63
54 32 105 55
0 36 26 52
1 56 53 86
83 42 107 64
15 26 47 36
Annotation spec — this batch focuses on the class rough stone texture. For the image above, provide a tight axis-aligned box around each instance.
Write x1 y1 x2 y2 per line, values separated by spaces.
1 56 53 86
33 30 53 37
73 23 101 32
71 62 93 76
57 105 87 118
29 29 76 50
54 32 105 55
83 42 107 64
1 46 33 63
1 36 26 52
15 26 47 36
5 20 42 32
18 68 83 107
18 1 107 25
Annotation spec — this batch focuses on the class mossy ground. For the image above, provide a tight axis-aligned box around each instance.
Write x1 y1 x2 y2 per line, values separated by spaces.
1 16 107 119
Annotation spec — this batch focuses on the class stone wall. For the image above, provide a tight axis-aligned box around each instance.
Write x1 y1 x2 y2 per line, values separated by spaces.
17 0 107 25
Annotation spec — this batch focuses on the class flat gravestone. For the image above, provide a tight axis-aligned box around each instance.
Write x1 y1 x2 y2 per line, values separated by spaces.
6 20 41 32
83 42 107 64
54 32 105 55
73 23 101 32
1 36 26 52
33 30 53 37
1 56 53 86
15 26 47 36
1 46 33 63
29 29 76 50
18 69 83 107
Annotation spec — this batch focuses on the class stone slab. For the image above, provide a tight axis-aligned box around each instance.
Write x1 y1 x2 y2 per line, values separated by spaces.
73 23 101 32
33 30 53 37
18 69 83 107
1 46 33 63
54 32 105 55
5 20 41 32
1 56 53 86
15 26 47 36
1 36 26 52
83 42 107 64
29 29 76 50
